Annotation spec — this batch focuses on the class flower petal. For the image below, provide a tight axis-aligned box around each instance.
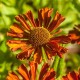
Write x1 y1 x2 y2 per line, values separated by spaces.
9 23 24 33
7 23 29 38
57 46 67 57
62 71 79 80
6 72 19 80
51 35 71 44
42 69 55 80
68 25 80 44
48 42 67 57
24 11 37 27
44 45 56 59
18 64 30 80
17 47 34 60
33 47 42 63
68 71 78 80
62 76 68 80
39 63 49 80
15 14 31 30
29 61 37 80
38 8 53 27
48 11 65 32
7 32 24 38
35 19 39 27
7 40 28 51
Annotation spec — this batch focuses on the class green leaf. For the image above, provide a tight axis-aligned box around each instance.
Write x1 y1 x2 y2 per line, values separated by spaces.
0 40 7 53
1 4 18 15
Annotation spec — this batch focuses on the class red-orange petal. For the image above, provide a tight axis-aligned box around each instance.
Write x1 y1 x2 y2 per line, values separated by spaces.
69 33 79 43
69 33 80 44
51 35 71 44
35 19 39 27
17 48 34 60
38 8 53 27
57 46 67 58
7 23 29 38
24 11 37 27
29 61 37 80
68 25 80 44
68 71 78 80
63 71 79 80
7 31 29 39
7 40 28 51
48 42 67 57
39 63 49 80
15 14 30 30
44 45 56 59
6 72 19 80
9 23 24 34
18 64 30 80
62 76 68 80
7 32 24 38
42 69 55 80
33 47 42 63
48 11 65 32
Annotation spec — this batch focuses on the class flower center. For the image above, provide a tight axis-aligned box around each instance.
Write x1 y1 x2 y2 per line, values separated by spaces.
29 27 50 47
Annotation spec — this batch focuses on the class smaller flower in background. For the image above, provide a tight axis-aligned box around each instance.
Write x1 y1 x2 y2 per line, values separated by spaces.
68 24 80 45
7 8 70 63
6 61 55 80
62 69 80 80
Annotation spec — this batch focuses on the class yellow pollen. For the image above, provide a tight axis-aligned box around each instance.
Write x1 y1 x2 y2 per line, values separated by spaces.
29 27 51 47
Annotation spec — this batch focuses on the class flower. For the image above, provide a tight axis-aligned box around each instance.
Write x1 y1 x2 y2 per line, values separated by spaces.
68 24 80 45
6 61 55 80
62 70 80 80
7 8 70 63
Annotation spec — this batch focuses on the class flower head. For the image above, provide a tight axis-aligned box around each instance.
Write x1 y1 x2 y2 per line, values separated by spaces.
68 24 80 45
7 8 70 63
62 69 80 80
6 61 55 80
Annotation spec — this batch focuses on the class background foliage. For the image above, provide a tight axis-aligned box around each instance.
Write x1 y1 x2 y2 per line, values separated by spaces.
0 0 80 79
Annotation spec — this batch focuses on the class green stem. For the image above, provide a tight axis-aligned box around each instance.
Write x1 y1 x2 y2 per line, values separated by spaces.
57 57 65 79
51 56 60 72
41 47 48 63
51 56 65 80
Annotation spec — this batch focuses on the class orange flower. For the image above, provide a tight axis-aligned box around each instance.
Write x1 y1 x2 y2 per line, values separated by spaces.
68 24 80 45
6 61 55 80
62 70 80 80
7 8 70 63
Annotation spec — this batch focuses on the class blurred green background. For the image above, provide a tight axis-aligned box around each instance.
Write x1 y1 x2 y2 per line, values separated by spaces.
0 0 80 79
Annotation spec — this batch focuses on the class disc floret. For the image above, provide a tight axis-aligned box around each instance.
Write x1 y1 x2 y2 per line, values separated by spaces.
29 27 51 47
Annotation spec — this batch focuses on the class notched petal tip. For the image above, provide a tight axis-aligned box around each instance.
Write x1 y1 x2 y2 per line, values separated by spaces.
18 64 30 80
62 71 79 80
33 47 42 63
42 69 55 80
52 35 71 44
38 7 53 27
29 61 37 80
10 23 24 33
48 11 65 32
7 40 27 51
6 72 19 80
15 14 31 30
17 48 34 60
24 10 37 27
39 63 49 80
